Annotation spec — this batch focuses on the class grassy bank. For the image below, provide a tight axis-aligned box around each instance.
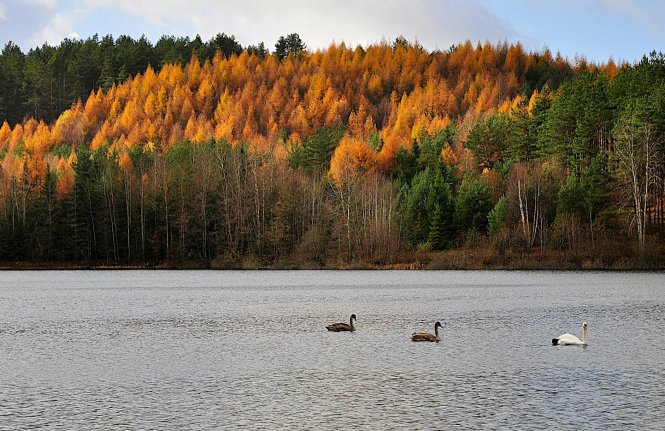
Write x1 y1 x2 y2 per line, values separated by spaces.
1 243 663 271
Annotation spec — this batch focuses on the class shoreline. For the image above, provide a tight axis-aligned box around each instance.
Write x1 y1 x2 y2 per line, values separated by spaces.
1 248 663 271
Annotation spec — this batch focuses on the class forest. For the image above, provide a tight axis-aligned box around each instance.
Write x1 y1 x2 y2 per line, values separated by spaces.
0 33 663 269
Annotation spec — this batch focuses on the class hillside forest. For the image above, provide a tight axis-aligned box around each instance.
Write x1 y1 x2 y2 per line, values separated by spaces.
0 33 664 268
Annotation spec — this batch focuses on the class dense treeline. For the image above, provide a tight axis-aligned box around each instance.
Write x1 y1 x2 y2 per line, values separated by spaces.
0 34 663 268
0 33 251 125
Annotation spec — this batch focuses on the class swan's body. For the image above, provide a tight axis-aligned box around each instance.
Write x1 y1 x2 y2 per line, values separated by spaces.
552 321 588 346
411 321 442 342
326 314 356 332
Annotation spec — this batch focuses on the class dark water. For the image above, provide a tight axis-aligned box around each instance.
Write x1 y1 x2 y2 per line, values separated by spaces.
0 270 664 430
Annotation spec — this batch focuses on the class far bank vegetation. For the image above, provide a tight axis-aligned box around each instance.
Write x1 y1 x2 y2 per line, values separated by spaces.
0 34 663 268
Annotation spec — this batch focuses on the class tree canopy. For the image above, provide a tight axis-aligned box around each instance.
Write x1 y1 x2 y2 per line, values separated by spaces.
0 34 664 267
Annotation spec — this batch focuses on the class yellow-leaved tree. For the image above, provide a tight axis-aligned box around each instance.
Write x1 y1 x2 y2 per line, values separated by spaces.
329 135 376 185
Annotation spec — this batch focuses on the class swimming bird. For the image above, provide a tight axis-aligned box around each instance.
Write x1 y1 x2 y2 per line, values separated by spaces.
552 321 588 346
326 314 356 332
411 321 442 342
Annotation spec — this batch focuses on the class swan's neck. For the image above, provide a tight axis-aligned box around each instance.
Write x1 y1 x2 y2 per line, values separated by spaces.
582 326 588 345
350 317 355 330
434 325 441 340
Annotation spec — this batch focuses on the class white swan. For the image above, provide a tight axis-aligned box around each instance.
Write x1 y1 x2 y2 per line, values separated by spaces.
552 321 588 346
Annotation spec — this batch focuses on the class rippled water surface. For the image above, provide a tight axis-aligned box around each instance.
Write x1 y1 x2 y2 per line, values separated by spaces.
1 270 664 430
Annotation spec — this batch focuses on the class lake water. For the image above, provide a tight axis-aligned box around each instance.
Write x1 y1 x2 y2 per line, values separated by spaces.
1 270 664 430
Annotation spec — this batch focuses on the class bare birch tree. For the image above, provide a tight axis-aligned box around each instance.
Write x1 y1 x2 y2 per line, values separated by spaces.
612 103 662 254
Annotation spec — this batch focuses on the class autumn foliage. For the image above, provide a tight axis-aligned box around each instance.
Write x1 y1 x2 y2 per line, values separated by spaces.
0 40 573 188
1 36 663 267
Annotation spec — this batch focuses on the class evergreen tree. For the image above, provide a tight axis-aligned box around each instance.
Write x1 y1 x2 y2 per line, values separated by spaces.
488 195 508 238
428 204 445 250
275 33 306 61
454 175 492 234
417 128 453 170
0 41 26 124
73 146 104 263
31 167 58 260
391 146 418 183
403 166 455 246
289 125 345 173
466 114 513 168
581 154 611 223
427 185 455 250
507 99 534 162
207 33 243 58
537 71 611 170
557 174 585 218
246 42 268 59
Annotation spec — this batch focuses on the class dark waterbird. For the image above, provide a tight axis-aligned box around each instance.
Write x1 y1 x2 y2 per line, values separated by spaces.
326 314 356 332
411 321 442 342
